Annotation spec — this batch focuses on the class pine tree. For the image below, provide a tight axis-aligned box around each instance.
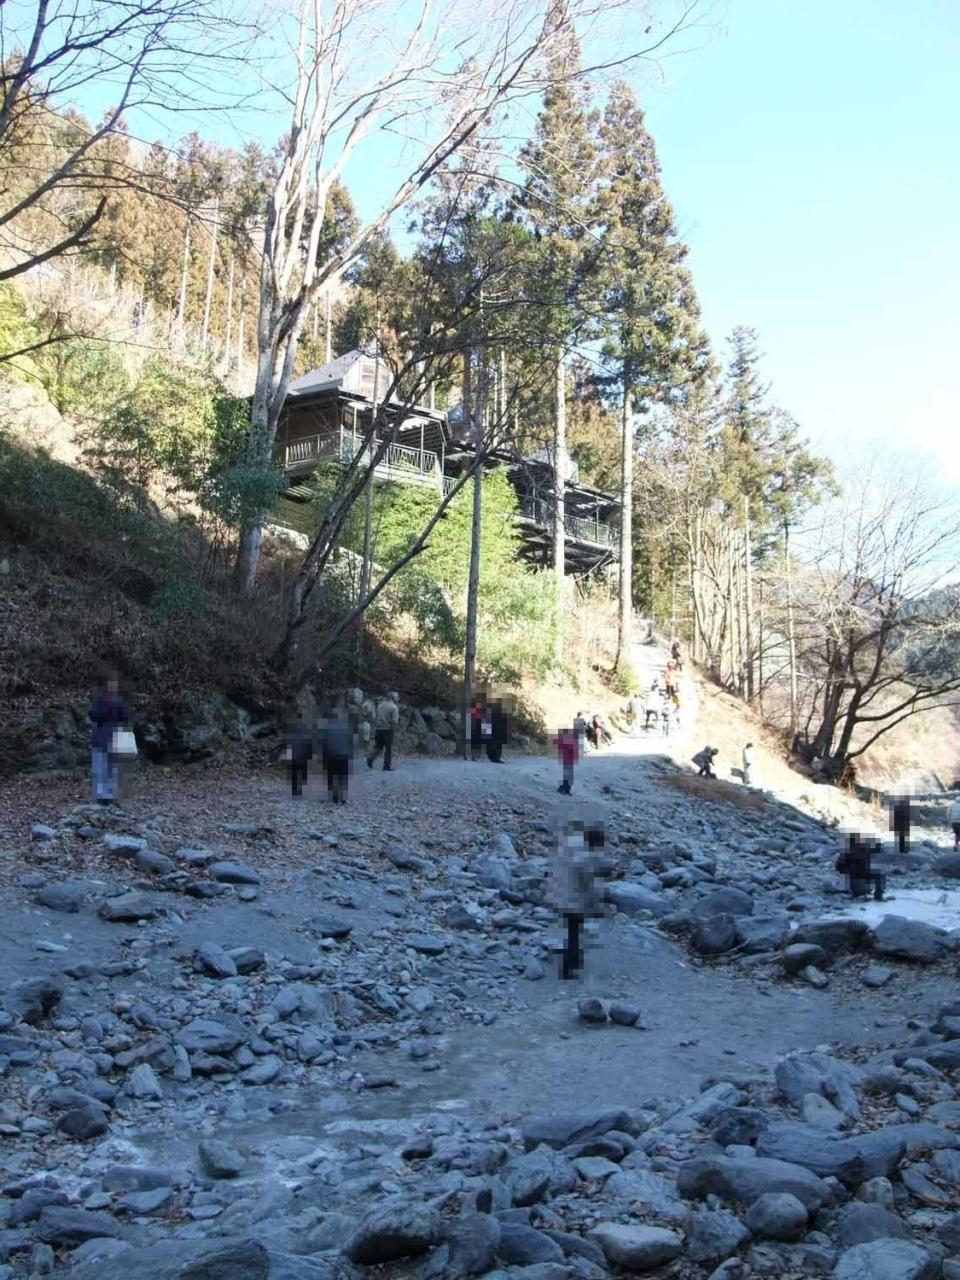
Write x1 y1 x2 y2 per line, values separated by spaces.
596 81 710 668
517 0 601 661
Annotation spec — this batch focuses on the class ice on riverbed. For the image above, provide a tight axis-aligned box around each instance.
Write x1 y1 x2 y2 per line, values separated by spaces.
824 887 960 932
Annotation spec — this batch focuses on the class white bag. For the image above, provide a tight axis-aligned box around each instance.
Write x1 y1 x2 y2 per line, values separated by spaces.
282 746 293 762
111 728 138 759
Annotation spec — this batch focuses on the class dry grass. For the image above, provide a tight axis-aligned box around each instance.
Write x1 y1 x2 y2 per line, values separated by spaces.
662 771 772 814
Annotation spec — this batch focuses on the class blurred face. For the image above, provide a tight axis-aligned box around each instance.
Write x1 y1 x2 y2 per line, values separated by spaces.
106 676 119 696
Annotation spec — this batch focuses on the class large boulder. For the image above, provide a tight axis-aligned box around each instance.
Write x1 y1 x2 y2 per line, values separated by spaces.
756 1125 867 1185
35 1207 121 1246
522 1109 636 1151
832 1238 942 1280
792 918 873 956
588 1224 682 1272
343 1200 442 1264
775 1053 863 1119
871 915 954 964
676 1155 832 1212
693 887 754 919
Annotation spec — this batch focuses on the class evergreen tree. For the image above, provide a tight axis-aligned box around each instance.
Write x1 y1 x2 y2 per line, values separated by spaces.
516 0 601 660
596 80 710 666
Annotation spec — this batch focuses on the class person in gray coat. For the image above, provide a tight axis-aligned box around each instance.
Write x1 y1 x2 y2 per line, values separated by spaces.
546 822 605 980
319 708 353 804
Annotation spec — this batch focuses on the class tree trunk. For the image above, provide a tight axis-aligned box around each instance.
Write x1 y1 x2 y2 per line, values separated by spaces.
200 197 219 349
462 425 483 758
176 215 191 339
615 379 633 671
553 346 566 665
785 517 798 742
325 287 332 363
743 495 754 701
357 338 381 667
223 255 235 370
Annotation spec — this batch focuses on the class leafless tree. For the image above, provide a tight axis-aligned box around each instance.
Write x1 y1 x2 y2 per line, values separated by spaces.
0 0 252 282
790 468 960 776
236 0 704 592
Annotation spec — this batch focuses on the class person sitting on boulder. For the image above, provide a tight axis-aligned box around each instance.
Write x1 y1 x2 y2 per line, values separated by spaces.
692 745 718 778
835 832 885 901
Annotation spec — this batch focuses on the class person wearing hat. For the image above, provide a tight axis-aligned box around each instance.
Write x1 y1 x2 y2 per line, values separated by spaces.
367 692 400 771
692 746 718 778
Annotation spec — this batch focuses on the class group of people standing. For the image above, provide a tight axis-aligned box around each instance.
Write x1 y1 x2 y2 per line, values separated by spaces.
282 690 402 804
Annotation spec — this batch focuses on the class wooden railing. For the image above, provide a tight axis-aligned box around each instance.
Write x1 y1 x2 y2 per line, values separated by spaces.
283 428 441 489
517 495 618 547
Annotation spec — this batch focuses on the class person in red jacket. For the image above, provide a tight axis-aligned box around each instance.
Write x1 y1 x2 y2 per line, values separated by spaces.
554 725 579 795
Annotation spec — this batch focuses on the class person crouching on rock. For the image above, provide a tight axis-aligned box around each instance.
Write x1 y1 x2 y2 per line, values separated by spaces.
548 821 605 980
693 746 718 778
835 832 885 901
554 725 578 794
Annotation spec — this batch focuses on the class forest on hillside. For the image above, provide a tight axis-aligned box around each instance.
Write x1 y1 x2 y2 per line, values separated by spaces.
2 0 960 780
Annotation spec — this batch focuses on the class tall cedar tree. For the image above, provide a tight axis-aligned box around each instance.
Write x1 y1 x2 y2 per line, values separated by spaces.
517 0 600 659
597 81 710 667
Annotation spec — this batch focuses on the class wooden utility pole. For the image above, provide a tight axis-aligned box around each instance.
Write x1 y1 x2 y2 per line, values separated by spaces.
553 347 567 665
616 381 633 671
200 197 219 350
463 350 484 759
743 495 755 702
357 316 380 669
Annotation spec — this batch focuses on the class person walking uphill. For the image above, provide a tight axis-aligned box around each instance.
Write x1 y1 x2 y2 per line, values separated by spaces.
283 711 314 797
89 668 129 805
320 708 353 804
367 692 400 771
693 745 718 778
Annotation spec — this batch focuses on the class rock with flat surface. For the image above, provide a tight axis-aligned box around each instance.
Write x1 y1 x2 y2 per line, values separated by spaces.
872 915 954 963
98 891 157 922
36 882 85 913
208 860 260 885
57 1101 108 1140
694 887 755 919
833 1203 910 1247
782 943 828 975
802 1094 846 1131
199 1139 246 1179
125 1063 162 1100
792 918 872 956
588 1223 682 1271
522 1110 635 1152
104 834 147 855
863 965 895 988
421 1213 500 1279
196 943 238 979
181 1241 270 1280
677 1155 832 1212
134 848 174 876
496 1223 565 1266
604 882 670 917
832 1239 942 1280
692 916 739 955
735 914 791 953
35 1207 121 1246
177 1019 245 1055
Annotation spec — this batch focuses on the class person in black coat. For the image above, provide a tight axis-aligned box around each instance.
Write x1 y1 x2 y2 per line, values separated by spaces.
319 709 353 804
89 668 128 805
283 712 314 797
486 698 508 763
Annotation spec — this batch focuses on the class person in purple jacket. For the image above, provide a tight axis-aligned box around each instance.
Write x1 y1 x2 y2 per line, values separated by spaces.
89 668 128 805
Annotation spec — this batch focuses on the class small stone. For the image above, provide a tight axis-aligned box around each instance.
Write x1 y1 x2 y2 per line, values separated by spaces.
57 1101 108 1140
117 1186 173 1215
242 1055 282 1086
195 943 238 979
98 891 157 922
685 1208 751 1265
208 860 260 885
180 1240 270 1280
134 848 175 876
578 998 607 1024
782 943 827 975
832 1238 942 1280
125 1063 162 1100
36 883 84 913
802 964 830 988
802 1093 846 1131
31 824 57 842
745 1192 808 1241
198 1139 246 1179
863 965 895 989
103 834 148 855
609 1003 642 1026
35 1206 120 1246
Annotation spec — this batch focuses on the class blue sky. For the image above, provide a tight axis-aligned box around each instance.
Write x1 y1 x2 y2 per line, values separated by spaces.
65 0 959 479
639 0 960 479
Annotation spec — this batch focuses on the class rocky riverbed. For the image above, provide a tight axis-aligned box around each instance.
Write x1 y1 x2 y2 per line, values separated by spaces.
1 737 959 1279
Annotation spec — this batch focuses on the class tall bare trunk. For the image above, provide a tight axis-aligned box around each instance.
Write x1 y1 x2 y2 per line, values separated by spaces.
357 335 381 667
785 518 798 742
616 380 633 670
743 495 754 702
176 215 191 339
725 529 736 689
324 287 332 362
223 255 235 369
553 347 566 665
200 197 219 349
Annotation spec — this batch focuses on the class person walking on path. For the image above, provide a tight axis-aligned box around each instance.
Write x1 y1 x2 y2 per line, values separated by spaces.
742 742 755 787
89 668 129 805
644 683 660 730
671 640 683 670
692 745 718 778
470 697 485 761
554 725 579 794
319 708 353 804
547 822 605 979
950 793 960 851
283 711 314 797
367 692 400 771
486 697 508 763
573 710 588 757
890 795 912 854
